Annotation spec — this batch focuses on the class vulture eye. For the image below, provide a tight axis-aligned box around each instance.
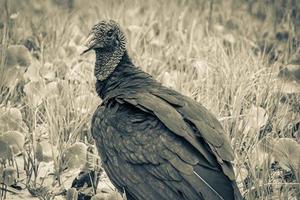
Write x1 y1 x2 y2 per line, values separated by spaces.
107 30 113 37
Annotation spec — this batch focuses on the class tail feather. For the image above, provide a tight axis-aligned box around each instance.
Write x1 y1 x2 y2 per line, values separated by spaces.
193 171 224 200
232 181 243 200
191 164 237 200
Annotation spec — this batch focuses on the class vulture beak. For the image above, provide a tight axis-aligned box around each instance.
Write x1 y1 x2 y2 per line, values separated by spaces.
81 33 97 55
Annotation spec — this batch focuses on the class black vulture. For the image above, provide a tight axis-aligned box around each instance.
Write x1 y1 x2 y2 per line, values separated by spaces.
82 20 242 200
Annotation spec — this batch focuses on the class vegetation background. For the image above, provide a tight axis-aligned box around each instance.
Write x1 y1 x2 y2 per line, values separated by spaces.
0 0 300 199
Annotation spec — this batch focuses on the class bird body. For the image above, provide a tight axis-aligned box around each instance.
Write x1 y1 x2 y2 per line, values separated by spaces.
83 20 242 200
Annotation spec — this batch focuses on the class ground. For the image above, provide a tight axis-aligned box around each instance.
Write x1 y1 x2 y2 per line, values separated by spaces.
0 0 300 199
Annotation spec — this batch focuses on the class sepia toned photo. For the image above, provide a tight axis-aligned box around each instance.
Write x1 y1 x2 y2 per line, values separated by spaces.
0 0 300 199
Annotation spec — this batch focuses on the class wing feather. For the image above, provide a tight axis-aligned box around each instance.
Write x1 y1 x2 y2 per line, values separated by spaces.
120 91 235 180
93 90 240 199
121 93 219 166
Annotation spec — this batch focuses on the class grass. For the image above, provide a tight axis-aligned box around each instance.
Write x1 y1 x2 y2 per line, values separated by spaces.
0 0 300 199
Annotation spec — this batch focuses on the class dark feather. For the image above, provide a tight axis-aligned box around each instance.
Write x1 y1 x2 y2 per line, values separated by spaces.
91 52 242 200
85 21 243 200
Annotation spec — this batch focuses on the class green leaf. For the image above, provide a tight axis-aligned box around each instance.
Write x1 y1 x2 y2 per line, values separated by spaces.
24 80 45 107
0 106 23 132
34 140 55 162
91 190 123 200
5 45 32 68
23 60 41 82
2 167 17 186
239 105 268 136
0 131 25 154
66 188 78 200
0 140 13 161
272 138 300 172
63 142 87 169
1 65 26 89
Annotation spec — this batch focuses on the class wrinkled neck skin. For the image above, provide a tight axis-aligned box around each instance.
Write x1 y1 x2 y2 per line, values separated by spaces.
94 47 124 81
95 50 131 99
95 50 156 101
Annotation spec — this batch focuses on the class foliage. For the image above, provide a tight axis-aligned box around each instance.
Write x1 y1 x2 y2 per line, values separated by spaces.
0 0 300 199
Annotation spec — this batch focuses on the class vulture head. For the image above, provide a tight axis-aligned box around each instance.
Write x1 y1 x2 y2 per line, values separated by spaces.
82 20 126 80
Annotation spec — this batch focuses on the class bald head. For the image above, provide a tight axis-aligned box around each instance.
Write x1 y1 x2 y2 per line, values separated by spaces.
82 20 126 55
